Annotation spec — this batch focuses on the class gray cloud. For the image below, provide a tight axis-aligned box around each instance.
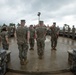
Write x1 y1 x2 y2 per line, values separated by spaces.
0 0 76 27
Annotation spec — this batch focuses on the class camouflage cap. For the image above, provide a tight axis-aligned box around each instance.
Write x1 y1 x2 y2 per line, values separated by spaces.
30 25 33 27
73 25 74 27
1 27 7 32
21 20 26 22
39 21 44 24
53 22 56 24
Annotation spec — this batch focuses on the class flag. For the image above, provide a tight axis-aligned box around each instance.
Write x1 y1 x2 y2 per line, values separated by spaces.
37 12 41 16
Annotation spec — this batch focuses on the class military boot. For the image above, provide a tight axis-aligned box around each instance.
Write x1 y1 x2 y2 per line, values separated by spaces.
53 47 56 50
32 47 34 50
39 56 43 59
51 46 54 50
24 58 28 65
29 48 32 50
20 59 24 65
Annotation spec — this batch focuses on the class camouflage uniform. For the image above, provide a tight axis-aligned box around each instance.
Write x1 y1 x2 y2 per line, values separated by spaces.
50 23 59 50
72 25 75 39
29 25 35 50
0 30 9 50
8 26 11 38
0 26 2 45
16 20 28 65
11 26 16 37
67 26 70 38
63 26 65 36
36 21 46 59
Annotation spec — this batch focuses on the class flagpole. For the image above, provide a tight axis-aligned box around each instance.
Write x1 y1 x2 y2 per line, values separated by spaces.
37 12 41 24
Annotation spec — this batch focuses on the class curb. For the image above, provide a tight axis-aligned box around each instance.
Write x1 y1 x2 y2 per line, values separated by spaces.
7 68 70 74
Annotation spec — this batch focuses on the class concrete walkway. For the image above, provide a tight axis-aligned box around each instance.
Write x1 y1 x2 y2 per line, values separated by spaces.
7 36 76 74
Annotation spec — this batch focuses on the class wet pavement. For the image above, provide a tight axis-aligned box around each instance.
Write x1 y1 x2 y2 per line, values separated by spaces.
4 36 76 74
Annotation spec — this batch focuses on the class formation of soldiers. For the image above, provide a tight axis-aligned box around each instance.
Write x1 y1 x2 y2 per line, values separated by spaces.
15 20 59 65
0 20 59 65
62 24 76 39
2 20 76 65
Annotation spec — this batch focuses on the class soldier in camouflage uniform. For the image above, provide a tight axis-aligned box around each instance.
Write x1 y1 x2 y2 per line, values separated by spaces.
67 26 71 38
29 25 35 50
50 22 59 50
36 21 47 59
0 26 2 45
16 20 29 65
7 26 11 38
63 26 65 37
0 27 9 50
72 25 75 39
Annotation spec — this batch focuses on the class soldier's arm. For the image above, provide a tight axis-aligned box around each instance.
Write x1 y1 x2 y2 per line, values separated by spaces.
14 30 16 38
0 33 1 43
5 32 9 44
6 37 9 44
57 28 60 36
15 29 18 39
14 27 16 38
27 29 30 43
35 28 38 39
34 29 36 39
44 27 47 36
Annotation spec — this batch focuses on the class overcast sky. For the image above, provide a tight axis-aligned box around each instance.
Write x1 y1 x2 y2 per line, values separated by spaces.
0 0 76 27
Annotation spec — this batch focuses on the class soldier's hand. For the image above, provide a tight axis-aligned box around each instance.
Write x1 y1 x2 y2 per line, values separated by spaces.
57 33 59 36
7 42 9 45
27 41 29 44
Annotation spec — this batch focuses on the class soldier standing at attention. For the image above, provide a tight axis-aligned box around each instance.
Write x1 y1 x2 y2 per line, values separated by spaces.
16 20 29 65
36 21 47 59
7 26 11 38
63 26 65 37
50 22 59 50
0 27 9 50
29 25 35 50
67 26 71 38
72 25 75 39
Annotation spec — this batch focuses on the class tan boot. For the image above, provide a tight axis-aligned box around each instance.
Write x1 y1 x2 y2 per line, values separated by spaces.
39 56 43 59
24 59 28 65
32 47 34 50
53 47 56 50
20 60 24 65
